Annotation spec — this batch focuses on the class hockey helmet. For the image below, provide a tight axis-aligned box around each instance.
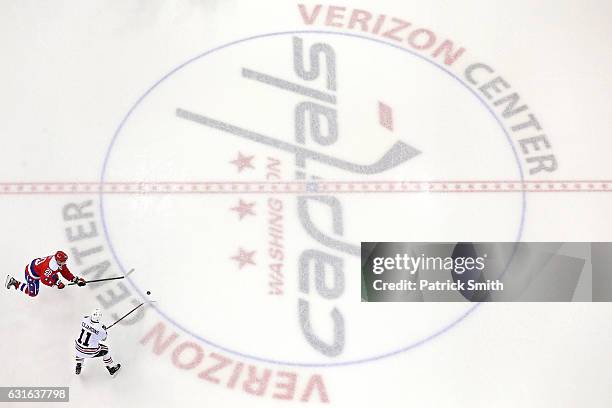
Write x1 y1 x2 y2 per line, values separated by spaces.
91 308 102 323
55 251 68 265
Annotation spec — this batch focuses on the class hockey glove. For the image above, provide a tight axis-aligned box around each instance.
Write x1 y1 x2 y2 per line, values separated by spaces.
56 281 65 289
72 277 86 287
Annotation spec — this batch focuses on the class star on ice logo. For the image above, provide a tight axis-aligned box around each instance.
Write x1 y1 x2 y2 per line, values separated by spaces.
230 152 255 173
230 199 256 220
231 247 256 269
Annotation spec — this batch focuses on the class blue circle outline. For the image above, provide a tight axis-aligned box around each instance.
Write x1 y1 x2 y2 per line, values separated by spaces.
99 30 526 368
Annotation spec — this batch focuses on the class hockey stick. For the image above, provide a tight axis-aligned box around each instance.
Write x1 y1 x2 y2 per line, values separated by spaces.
68 268 135 286
106 301 156 330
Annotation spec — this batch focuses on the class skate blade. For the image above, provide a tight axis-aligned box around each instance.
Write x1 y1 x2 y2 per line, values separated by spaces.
111 366 121 378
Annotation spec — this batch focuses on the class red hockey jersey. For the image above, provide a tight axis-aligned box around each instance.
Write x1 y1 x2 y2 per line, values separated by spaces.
28 255 76 287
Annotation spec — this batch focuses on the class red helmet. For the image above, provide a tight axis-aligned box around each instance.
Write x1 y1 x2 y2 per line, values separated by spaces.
55 250 68 265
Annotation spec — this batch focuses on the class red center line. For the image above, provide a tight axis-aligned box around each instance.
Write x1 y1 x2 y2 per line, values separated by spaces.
0 181 610 195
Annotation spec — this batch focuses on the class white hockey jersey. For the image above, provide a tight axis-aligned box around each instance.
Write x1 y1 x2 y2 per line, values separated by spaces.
75 316 108 356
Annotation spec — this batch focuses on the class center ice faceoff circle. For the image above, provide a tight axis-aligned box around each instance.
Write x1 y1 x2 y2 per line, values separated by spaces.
100 31 526 367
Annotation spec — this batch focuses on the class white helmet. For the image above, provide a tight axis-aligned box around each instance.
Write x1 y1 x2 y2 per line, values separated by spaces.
91 308 102 323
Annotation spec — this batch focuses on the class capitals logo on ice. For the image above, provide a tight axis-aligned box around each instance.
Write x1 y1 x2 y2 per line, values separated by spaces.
99 4 557 403
174 36 422 359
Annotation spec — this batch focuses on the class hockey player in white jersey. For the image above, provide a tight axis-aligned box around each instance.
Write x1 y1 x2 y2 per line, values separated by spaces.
75 308 121 376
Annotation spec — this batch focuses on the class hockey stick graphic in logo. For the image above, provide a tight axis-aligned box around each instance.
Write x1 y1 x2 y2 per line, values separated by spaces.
68 268 135 286
175 108 421 175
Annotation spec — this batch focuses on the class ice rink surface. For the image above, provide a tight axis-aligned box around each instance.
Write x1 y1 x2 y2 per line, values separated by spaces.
1 0 612 406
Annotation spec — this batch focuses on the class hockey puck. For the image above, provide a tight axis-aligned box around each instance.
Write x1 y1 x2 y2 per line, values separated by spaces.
146 291 151 295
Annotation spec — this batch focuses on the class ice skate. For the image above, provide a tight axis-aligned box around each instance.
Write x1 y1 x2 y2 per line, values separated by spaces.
5 275 18 290
107 364 121 377
75 363 82 375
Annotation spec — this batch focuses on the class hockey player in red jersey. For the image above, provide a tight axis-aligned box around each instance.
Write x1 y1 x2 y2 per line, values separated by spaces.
5 251 86 297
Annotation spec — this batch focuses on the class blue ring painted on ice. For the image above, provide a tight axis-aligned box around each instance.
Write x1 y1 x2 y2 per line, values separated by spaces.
99 30 526 367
